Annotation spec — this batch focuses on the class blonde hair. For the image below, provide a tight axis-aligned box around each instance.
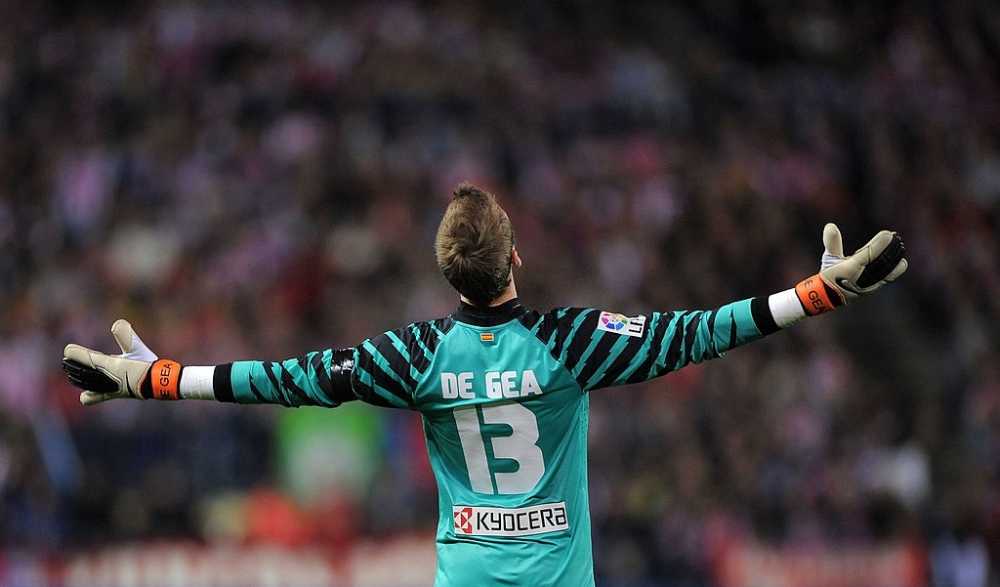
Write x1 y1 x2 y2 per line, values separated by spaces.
435 183 515 306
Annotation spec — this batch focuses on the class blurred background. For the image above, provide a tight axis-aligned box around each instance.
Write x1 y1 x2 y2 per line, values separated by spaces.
1 1 998 586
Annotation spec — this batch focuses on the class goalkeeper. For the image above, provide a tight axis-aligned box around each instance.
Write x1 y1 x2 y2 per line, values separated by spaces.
63 184 907 587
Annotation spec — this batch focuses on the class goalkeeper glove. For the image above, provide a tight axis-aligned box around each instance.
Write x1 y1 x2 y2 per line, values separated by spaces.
795 223 908 315
62 319 182 405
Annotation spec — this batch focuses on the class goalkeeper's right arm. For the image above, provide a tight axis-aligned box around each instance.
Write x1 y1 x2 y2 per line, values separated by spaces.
523 223 907 393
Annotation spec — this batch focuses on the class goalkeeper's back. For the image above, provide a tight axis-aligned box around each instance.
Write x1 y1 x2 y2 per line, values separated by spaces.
350 295 769 587
354 300 594 586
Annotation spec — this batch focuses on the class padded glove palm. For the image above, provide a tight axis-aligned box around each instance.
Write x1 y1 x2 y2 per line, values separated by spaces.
62 320 180 405
795 223 908 315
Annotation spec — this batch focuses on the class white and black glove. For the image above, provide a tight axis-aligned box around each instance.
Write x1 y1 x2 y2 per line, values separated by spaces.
795 223 908 315
62 319 182 405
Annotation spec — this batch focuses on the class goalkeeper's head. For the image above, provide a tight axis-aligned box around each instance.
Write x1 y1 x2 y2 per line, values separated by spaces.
435 183 521 307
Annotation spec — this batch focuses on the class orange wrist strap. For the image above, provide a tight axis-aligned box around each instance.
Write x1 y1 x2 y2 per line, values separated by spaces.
795 274 838 316
144 359 182 400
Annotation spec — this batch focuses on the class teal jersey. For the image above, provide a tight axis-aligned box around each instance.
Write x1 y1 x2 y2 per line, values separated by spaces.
225 297 777 586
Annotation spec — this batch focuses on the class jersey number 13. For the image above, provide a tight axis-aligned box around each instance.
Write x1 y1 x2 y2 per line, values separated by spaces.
453 403 544 494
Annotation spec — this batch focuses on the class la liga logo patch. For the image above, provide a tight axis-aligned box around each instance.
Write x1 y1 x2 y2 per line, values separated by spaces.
598 312 646 338
600 313 628 331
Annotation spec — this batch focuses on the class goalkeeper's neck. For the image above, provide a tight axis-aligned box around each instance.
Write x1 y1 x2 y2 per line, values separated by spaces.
459 280 518 308
458 247 522 308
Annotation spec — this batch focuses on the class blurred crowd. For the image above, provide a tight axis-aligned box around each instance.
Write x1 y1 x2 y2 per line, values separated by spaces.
1 1 998 586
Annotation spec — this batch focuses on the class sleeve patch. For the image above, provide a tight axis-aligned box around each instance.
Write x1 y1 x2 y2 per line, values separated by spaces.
597 312 646 338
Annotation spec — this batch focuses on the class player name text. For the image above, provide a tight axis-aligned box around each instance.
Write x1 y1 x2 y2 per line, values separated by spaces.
440 370 543 399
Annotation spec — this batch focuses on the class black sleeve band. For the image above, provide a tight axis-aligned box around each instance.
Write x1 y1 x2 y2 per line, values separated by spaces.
329 348 358 404
214 363 235 403
751 296 780 335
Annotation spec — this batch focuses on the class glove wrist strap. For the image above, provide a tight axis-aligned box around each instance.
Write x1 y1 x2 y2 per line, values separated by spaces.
795 274 841 316
140 359 183 400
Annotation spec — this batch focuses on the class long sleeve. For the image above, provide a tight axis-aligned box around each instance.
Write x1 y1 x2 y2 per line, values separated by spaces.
349 318 455 410
214 349 356 407
184 319 454 409
519 297 779 393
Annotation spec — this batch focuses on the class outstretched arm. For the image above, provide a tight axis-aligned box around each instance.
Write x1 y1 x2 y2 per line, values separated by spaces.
529 223 907 392
63 321 423 410
62 325 358 407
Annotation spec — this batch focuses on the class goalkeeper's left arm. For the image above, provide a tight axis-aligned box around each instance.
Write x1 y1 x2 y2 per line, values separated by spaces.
63 321 422 408
62 321 361 407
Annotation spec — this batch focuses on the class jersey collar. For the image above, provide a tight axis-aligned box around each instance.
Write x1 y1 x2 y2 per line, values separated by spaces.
453 298 527 326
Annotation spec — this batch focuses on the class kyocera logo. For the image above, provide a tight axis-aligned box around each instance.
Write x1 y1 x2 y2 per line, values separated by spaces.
452 503 569 537
454 507 474 534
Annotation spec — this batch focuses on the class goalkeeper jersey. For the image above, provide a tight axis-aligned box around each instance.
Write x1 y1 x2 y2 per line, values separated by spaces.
223 297 777 586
